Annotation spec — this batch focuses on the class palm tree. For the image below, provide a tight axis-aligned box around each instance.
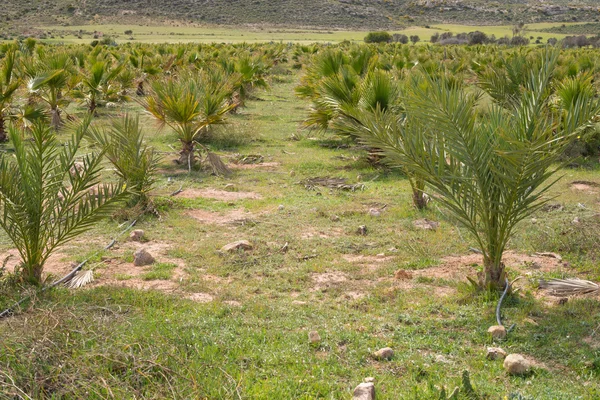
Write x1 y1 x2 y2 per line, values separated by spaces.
26 52 77 130
141 71 234 168
90 114 159 209
397 50 600 289
0 49 20 142
0 117 126 284
73 59 125 114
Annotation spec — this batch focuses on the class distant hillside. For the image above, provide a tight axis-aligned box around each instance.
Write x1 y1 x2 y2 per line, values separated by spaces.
2 0 600 30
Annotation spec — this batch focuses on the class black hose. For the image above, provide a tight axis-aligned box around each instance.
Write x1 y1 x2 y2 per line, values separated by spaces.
495 277 516 333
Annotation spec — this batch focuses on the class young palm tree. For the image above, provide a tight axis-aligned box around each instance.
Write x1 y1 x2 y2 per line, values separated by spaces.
141 71 234 168
26 52 77 130
0 50 20 142
73 60 125 114
90 114 159 209
398 50 600 289
0 118 126 284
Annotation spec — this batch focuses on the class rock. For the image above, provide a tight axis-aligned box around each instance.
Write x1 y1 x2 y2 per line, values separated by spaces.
488 325 507 340
289 169 296 177
221 240 253 253
278 204 285 211
330 215 340 222
368 208 381 217
352 382 375 400
224 183 235 191
555 297 568 305
413 219 440 230
133 248 155 266
129 229 145 242
434 354 451 364
394 270 413 280
364 377 375 383
486 347 507 360
572 217 580 224
504 354 531 375
308 330 321 344
357 225 367 236
373 347 394 360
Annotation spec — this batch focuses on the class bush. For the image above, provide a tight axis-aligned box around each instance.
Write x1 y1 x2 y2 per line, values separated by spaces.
364 31 392 43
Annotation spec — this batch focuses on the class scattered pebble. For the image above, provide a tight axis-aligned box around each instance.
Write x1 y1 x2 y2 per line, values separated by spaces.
373 347 394 360
353 382 375 400
486 347 507 360
133 248 155 266
308 330 321 344
504 354 531 375
220 240 253 253
364 377 375 383
413 219 440 230
368 208 380 217
435 354 451 364
278 204 285 211
357 225 367 236
330 215 340 222
394 270 413 280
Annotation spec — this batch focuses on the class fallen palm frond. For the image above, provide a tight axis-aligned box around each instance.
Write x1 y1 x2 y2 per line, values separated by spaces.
233 154 264 164
301 176 364 191
205 151 232 177
66 269 94 289
539 278 600 296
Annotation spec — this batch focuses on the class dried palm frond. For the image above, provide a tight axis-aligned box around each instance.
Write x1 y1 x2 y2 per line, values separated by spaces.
66 270 95 289
539 278 599 296
205 152 232 177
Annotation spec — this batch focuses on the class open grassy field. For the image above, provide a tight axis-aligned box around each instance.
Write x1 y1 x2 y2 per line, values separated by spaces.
1 64 600 398
32 22 587 44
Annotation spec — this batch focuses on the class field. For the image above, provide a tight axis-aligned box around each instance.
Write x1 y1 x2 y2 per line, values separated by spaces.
29 22 590 45
0 40 600 399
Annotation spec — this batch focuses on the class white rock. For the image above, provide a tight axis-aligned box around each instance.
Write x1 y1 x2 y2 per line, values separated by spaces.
364 377 375 383
353 382 375 400
504 354 531 375
373 347 394 360
278 205 285 211
133 248 155 266
368 208 381 217
129 229 144 242
221 240 253 253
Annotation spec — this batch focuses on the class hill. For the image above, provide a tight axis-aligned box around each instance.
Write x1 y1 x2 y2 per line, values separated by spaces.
2 0 600 30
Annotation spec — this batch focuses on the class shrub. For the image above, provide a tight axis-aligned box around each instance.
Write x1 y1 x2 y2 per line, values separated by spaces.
364 31 392 43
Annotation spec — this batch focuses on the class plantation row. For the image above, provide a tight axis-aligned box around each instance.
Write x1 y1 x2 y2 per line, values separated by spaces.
0 40 599 289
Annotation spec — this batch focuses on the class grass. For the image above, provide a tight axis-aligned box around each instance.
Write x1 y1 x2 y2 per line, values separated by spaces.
0 68 600 398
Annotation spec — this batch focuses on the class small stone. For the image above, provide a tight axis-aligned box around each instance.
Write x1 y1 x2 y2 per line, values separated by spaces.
330 215 340 222
556 297 568 305
278 204 285 211
369 208 381 217
308 330 321 344
572 217 580 224
133 248 155 266
504 354 531 375
224 183 235 191
373 347 394 360
435 354 451 364
289 169 296 177
486 347 507 360
488 325 507 340
220 240 253 253
413 219 440 230
394 270 413 280
129 229 145 242
353 382 375 400
357 225 367 236
364 377 375 383
531 218 538 224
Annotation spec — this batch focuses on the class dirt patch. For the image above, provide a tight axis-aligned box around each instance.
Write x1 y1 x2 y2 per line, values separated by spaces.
310 271 348 291
175 188 262 201
414 251 566 281
187 292 215 303
187 208 259 226
230 162 281 170
301 228 344 239
570 181 600 193
342 254 395 273
394 270 413 280
1 249 74 279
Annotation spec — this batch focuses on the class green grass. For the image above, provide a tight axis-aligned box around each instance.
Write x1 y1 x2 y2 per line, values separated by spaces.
1 69 600 398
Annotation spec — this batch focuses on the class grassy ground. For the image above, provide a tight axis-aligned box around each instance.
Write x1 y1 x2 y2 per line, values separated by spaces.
1 71 600 399
32 22 586 44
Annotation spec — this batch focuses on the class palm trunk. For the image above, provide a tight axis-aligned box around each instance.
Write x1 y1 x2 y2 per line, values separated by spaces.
21 263 43 285
51 107 62 130
409 176 428 210
481 255 506 290
136 81 145 96
89 98 97 115
0 115 7 143
178 140 196 169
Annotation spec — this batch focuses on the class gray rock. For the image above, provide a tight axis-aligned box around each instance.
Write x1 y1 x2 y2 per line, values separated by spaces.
486 347 507 360
487 325 507 340
373 347 394 360
504 354 531 375
221 240 253 253
353 382 375 400
413 219 440 230
357 225 367 236
129 229 145 242
133 248 155 266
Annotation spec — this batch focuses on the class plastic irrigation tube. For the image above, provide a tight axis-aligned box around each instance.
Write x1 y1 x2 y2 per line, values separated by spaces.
496 277 516 333
0 219 137 319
